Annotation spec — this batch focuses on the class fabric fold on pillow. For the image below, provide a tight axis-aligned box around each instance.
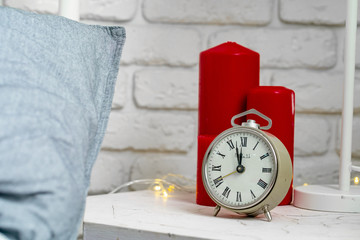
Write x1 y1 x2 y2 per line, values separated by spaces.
0 6 125 240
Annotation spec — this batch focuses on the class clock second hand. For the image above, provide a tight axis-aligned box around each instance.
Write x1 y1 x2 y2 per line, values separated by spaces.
222 170 237 179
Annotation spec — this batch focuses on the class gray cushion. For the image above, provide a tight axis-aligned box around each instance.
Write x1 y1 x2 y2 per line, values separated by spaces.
0 6 125 240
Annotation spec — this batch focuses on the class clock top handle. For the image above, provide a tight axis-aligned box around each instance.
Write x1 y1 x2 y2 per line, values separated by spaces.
231 109 272 130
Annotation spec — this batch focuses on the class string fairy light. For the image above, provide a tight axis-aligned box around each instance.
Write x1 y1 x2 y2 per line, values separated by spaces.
109 173 196 198
354 176 359 185
153 185 162 191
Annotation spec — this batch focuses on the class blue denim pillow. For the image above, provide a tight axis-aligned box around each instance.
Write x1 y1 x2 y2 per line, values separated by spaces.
0 7 125 240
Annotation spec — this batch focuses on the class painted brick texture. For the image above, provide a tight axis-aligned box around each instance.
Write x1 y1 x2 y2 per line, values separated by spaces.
134 69 198 109
121 26 201 66
209 28 337 69
279 0 347 25
5 0 359 192
143 0 273 25
102 112 196 152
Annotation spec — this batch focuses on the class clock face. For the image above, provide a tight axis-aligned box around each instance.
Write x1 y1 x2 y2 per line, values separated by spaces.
203 127 277 210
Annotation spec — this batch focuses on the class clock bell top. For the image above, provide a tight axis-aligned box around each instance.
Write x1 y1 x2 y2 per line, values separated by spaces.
241 119 260 129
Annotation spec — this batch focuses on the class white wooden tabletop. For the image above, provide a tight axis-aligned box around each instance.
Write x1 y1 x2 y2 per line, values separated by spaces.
83 190 360 240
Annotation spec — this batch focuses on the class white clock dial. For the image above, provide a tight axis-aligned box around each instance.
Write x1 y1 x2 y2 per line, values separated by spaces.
203 127 277 210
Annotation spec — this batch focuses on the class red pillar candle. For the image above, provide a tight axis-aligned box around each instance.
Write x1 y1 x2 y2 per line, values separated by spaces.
197 42 260 206
246 86 295 205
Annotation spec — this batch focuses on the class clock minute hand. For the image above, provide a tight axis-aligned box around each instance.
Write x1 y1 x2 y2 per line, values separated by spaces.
239 146 243 166
236 142 241 165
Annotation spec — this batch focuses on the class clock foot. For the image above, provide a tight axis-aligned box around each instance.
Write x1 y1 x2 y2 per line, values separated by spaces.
214 205 221 216
263 205 272 222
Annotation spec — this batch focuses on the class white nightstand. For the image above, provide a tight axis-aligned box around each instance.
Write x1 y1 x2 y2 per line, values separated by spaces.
83 190 360 240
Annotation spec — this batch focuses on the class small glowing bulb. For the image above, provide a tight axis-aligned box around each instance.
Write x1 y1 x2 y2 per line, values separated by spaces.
303 183 309 186
162 191 168 198
153 185 161 191
354 177 359 185
167 185 175 192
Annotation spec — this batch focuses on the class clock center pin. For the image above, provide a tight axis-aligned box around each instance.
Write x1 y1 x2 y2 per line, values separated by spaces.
236 165 245 173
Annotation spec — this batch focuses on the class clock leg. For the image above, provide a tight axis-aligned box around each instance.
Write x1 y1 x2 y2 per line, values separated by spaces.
214 205 221 217
263 205 272 222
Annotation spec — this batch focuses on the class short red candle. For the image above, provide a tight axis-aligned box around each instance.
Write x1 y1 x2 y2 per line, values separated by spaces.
246 86 295 205
197 42 260 206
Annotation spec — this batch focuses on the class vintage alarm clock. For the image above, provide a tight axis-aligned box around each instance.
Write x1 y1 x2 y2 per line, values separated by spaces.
202 109 292 221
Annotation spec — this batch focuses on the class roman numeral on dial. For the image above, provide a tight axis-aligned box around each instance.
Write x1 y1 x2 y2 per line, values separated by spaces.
236 191 242 202
216 151 225 159
213 176 224 188
253 141 259 150
260 153 270 160
262 167 272 173
222 186 231 198
250 189 256 199
240 137 247 147
257 179 268 189
211 165 221 171
227 140 234 150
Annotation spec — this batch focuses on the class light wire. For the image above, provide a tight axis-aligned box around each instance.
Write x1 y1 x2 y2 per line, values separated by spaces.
108 173 196 195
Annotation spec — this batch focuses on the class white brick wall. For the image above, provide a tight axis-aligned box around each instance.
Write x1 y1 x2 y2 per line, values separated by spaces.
143 0 273 25
6 0 360 192
4 0 58 14
294 114 331 156
279 0 348 25
102 112 196 152
80 0 138 21
272 70 360 112
209 28 337 69
134 69 198 109
121 26 201 66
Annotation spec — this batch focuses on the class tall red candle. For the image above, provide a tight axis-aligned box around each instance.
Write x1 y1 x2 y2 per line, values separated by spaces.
246 86 295 205
197 42 260 206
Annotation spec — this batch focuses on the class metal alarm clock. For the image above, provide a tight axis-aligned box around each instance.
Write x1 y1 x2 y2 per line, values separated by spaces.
202 109 292 221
